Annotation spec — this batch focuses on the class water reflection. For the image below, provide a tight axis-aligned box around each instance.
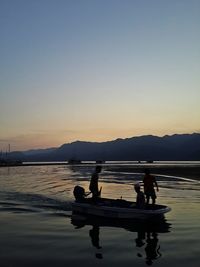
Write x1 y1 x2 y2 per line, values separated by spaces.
71 214 171 264
136 231 161 265
89 225 103 259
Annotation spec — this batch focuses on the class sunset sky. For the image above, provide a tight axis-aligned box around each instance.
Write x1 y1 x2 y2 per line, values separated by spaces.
0 0 200 151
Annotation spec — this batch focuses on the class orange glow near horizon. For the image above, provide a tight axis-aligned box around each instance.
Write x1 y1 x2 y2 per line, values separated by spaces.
1 127 199 151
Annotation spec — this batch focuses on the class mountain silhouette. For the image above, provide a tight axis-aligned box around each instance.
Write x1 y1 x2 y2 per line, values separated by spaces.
7 133 200 161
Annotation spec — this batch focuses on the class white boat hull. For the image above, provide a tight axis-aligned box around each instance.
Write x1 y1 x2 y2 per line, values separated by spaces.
72 200 171 219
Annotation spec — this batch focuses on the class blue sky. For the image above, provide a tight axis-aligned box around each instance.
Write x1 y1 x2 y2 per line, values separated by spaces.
0 0 200 150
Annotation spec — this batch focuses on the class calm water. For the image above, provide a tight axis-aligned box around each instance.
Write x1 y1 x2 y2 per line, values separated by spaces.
0 164 200 266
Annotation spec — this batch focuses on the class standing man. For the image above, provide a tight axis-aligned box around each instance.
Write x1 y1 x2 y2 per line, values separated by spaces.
143 169 159 205
89 166 102 200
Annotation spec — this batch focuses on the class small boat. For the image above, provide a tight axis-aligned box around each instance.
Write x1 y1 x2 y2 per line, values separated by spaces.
72 199 171 220
72 186 171 220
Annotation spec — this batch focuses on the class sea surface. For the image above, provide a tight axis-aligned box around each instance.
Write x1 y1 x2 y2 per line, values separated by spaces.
0 163 200 266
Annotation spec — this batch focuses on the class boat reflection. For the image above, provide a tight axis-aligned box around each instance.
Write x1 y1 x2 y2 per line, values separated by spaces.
71 214 171 264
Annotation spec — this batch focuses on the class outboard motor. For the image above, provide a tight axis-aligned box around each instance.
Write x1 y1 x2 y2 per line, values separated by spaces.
73 186 85 201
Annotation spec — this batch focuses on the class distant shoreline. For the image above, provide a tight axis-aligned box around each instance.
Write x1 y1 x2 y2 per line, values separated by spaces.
1 162 200 180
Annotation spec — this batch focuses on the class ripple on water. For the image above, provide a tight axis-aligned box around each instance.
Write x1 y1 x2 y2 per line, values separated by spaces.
0 165 200 266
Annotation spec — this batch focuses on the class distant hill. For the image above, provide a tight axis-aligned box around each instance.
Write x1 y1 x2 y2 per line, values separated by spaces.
7 133 200 161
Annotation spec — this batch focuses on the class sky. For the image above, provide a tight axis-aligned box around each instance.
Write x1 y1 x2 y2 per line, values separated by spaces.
0 0 200 151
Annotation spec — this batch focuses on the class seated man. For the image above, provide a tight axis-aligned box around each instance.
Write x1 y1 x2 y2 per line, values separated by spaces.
73 185 86 202
134 183 145 209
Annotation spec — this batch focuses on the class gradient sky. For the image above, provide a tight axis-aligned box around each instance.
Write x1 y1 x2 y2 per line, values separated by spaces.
0 0 200 151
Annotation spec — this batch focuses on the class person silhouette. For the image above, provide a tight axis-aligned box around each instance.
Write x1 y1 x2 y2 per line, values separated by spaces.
89 166 102 201
134 183 145 209
143 169 159 205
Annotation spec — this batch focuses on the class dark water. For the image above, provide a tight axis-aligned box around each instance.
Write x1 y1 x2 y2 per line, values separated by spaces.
0 164 199 266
